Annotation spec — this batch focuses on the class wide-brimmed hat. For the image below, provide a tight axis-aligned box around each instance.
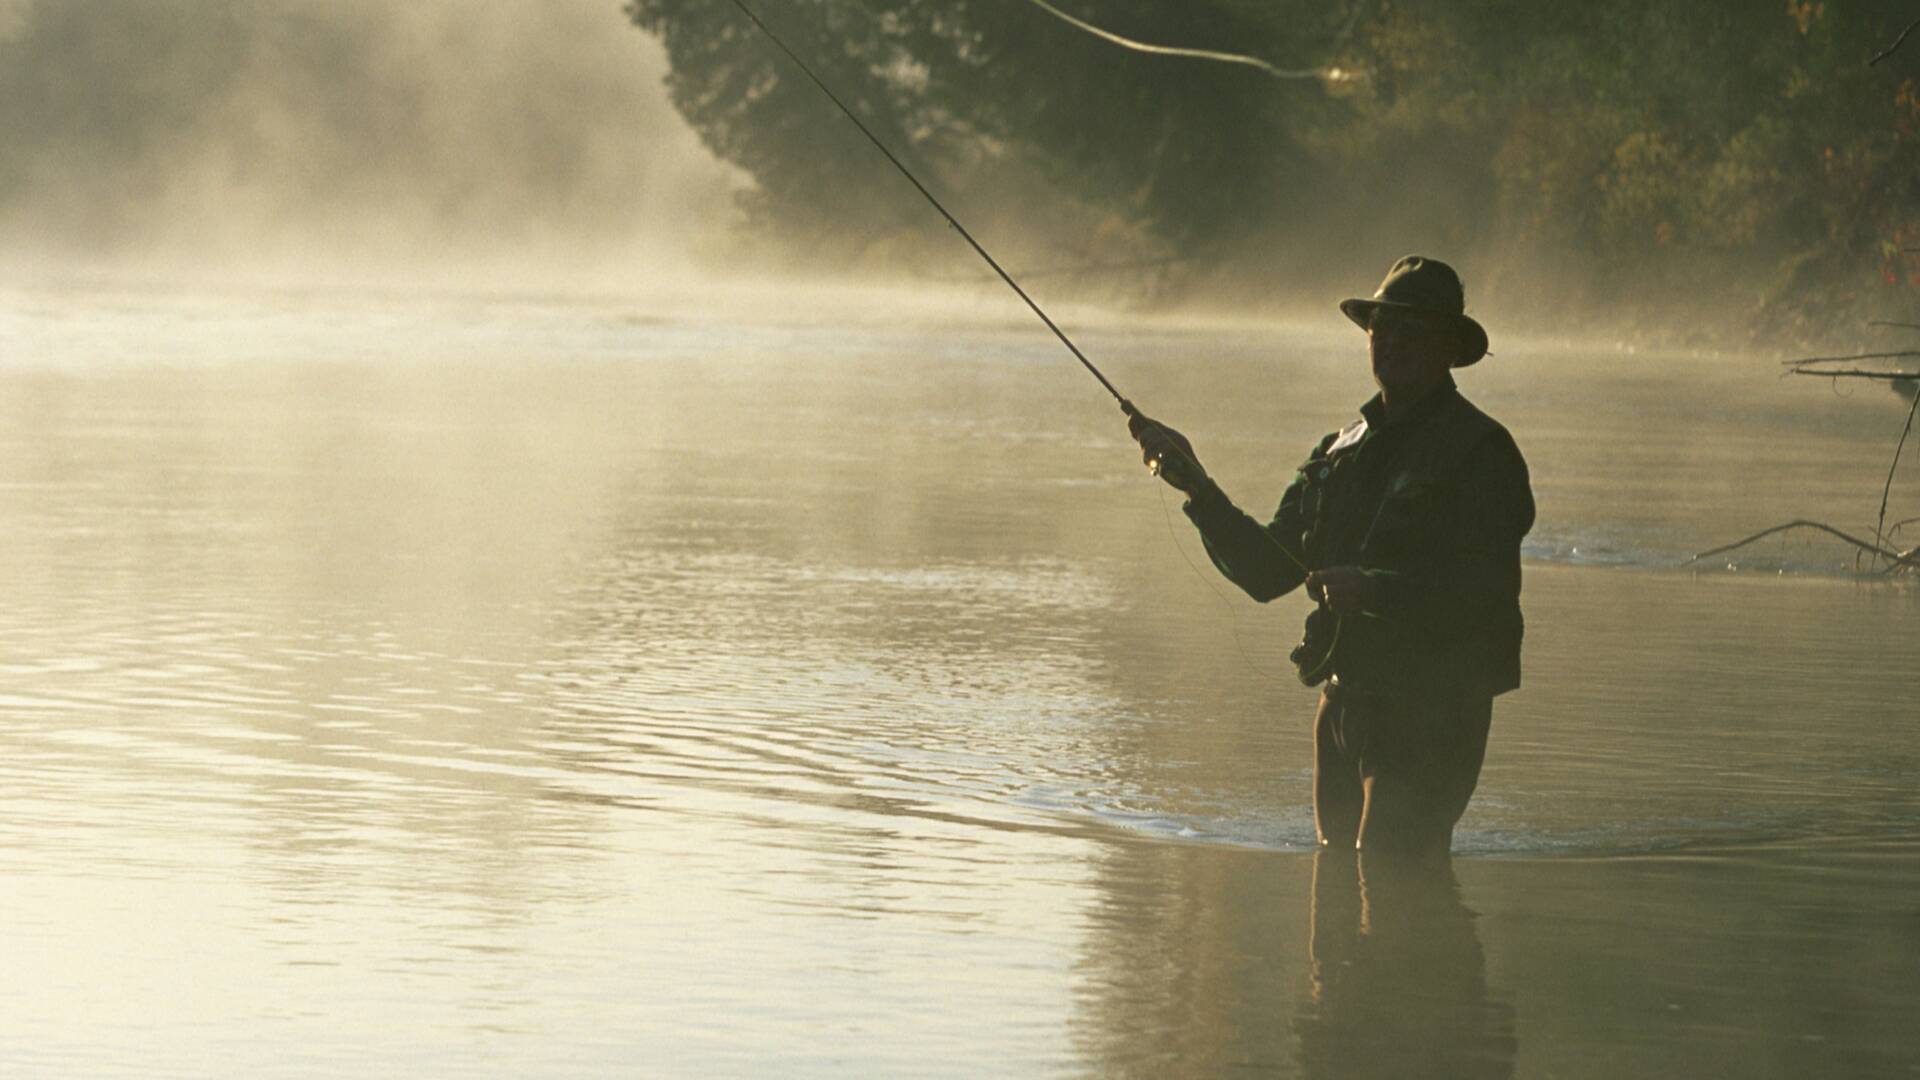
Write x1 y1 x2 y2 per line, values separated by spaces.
1338 255 1489 367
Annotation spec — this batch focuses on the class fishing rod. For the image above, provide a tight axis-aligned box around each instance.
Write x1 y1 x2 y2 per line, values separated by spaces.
722 0 1133 414
724 0 1338 680
720 0 1300 533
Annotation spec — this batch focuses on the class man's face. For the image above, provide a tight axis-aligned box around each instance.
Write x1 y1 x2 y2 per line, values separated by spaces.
1367 311 1455 398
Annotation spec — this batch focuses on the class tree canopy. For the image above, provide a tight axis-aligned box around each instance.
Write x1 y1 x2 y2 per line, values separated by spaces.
629 0 1920 337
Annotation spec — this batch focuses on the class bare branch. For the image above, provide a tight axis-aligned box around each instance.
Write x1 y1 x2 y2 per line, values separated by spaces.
1867 321 1920 332
1784 367 1920 381
1783 350 1920 365
1687 519 1920 570
1871 15 1920 66
1871 385 1920 565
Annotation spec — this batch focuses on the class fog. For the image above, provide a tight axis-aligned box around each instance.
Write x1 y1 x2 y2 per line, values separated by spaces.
6 0 1913 346
0 0 743 291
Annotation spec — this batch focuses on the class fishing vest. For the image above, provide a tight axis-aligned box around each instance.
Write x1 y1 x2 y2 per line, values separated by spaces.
1287 389 1526 698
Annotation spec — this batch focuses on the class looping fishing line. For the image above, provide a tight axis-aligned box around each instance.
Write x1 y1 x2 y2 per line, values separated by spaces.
1017 0 1367 82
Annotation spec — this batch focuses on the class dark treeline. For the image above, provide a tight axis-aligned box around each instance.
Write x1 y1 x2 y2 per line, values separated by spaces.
629 1 1920 340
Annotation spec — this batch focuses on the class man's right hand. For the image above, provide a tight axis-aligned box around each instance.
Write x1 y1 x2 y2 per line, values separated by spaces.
1126 409 1210 495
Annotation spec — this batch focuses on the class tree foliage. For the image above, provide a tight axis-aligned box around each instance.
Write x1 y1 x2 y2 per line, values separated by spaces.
630 0 1920 333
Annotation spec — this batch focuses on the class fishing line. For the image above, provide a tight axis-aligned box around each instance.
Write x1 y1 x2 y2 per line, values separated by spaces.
1015 0 1363 81
1155 480 1284 680
725 0 1338 678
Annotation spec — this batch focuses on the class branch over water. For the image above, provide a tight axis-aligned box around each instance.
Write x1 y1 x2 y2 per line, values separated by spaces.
1687 520 1920 572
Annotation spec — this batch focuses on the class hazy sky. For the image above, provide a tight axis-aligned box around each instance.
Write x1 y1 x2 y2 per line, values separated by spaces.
0 0 743 289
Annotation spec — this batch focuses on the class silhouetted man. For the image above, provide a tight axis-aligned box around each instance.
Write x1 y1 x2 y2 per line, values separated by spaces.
1129 255 1533 856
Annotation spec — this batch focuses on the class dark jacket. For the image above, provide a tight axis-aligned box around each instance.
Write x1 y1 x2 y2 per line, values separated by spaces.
1183 380 1533 698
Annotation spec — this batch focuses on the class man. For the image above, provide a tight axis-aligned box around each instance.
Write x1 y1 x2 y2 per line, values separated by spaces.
1129 255 1533 856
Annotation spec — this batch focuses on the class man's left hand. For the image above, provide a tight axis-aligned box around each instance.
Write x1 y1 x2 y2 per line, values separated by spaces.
1305 566 1377 615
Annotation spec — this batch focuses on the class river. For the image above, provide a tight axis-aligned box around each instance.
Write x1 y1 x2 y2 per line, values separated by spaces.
1 283 1915 1076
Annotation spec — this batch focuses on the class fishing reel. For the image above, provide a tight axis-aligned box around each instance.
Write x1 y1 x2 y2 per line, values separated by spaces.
1290 606 1339 687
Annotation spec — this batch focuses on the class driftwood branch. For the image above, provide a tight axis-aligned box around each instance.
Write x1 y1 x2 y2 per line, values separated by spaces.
1785 336 1920 566
1687 519 1920 570
1871 15 1920 66
1783 348 1919 381
1784 367 1920 381
1872 385 1920 562
1782 350 1920 365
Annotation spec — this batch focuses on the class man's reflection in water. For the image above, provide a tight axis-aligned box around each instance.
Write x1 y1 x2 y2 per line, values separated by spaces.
1295 849 1517 1079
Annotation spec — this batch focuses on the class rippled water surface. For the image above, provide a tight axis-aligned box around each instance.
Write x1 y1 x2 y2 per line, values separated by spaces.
2 286 1916 1076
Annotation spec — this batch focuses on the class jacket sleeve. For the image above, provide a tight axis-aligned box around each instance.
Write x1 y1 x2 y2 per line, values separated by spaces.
1178 437 1331 603
1366 427 1534 635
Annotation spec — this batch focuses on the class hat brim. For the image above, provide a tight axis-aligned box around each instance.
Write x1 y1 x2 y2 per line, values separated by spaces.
1339 298 1489 368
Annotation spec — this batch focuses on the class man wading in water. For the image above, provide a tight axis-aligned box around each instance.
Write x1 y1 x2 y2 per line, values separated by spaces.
1129 255 1533 857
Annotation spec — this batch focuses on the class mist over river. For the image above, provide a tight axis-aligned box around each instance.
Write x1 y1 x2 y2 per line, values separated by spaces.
2 284 1916 1077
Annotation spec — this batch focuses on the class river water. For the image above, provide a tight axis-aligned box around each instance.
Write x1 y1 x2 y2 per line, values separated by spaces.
1 284 1916 1077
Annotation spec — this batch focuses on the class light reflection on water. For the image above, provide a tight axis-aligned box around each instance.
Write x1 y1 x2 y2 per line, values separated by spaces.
0 288 1916 1076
